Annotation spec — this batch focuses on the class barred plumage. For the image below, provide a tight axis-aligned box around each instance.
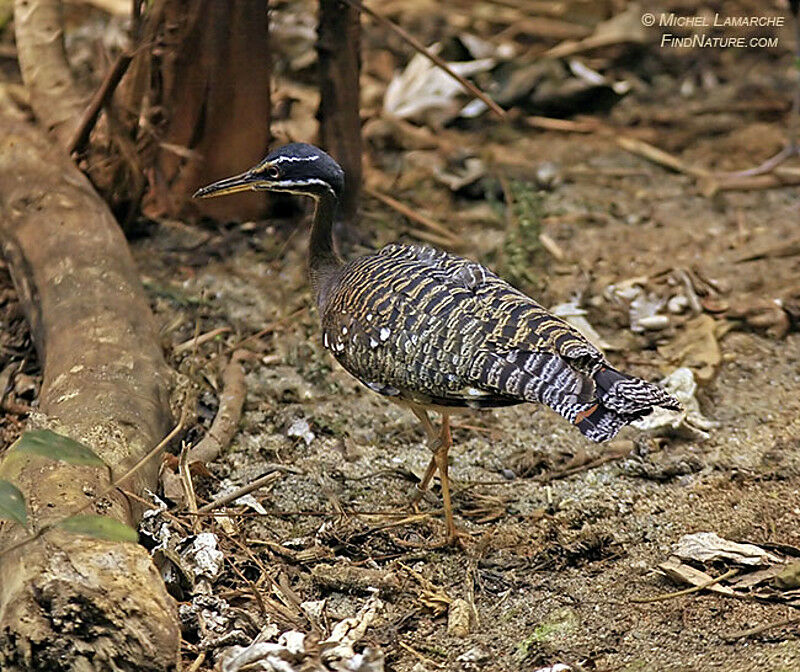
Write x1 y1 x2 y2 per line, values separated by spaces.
320 244 679 442
195 143 682 546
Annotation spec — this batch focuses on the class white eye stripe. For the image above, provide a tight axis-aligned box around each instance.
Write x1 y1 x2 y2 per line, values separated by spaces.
270 154 320 164
265 178 336 197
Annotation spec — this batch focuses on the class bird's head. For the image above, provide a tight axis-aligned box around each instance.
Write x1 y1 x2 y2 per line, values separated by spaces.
193 143 345 202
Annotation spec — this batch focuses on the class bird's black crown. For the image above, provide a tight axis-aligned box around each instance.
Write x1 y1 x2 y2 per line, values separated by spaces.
193 142 345 201
257 143 345 199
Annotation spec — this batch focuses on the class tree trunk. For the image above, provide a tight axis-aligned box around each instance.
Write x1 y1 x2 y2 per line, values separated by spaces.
317 0 362 225
0 97 179 671
130 0 272 220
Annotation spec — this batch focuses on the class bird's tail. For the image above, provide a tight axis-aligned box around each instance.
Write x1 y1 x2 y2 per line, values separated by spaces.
576 367 681 442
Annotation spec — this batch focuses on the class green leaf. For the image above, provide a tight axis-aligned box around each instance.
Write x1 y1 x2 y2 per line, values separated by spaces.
11 429 106 468
56 515 139 543
0 479 27 527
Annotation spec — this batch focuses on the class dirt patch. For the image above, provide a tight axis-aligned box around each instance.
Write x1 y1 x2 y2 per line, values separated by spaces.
134 78 800 669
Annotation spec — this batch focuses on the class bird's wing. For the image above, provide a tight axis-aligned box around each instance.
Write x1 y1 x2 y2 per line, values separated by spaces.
321 244 604 417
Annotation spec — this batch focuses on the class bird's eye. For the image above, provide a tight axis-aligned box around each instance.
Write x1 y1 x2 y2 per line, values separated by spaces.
267 166 280 179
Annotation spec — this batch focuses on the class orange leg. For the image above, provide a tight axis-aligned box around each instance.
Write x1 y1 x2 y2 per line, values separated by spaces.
433 414 459 544
408 405 440 507
407 408 463 546
410 455 437 507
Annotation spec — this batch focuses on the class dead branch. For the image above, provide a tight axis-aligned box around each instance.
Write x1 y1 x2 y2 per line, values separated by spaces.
0 96 178 670
13 0 89 146
187 350 247 464
67 51 134 156
631 568 739 604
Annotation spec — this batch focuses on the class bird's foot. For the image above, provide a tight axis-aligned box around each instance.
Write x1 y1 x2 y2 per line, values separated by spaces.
427 526 472 550
408 484 438 512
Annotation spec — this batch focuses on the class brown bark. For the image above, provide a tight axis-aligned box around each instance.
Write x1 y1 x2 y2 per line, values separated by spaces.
318 0 362 224
131 0 272 220
13 0 89 146
0 99 179 670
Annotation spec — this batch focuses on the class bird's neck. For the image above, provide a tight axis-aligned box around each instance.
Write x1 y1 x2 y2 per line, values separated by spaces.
308 190 344 308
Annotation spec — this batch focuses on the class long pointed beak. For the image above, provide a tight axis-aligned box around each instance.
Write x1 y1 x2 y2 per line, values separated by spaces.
193 170 267 199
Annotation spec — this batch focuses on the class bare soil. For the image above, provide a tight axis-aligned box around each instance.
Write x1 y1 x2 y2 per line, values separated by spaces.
1 2 799 671
128 46 800 669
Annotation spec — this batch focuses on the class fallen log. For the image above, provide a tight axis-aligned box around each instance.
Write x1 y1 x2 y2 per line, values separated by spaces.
0 97 180 669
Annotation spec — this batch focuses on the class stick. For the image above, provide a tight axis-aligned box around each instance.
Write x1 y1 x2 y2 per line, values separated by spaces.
631 568 738 603
724 615 800 642
196 471 282 513
617 136 708 178
67 51 134 155
173 326 231 355
340 0 506 120
405 227 461 248
187 350 247 464
365 186 460 245
700 169 800 196
178 441 198 516
525 115 601 133
397 641 446 669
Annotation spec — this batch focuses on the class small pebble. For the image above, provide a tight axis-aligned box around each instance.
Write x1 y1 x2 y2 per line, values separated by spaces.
501 468 516 480
637 315 670 330
535 161 562 190
456 646 489 663
667 295 689 314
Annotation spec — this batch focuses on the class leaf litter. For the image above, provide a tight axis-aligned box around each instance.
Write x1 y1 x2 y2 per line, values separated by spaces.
1 0 796 670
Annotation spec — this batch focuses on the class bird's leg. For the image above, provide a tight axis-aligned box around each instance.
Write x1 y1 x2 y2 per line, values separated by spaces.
410 456 438 507
405 407 465 547
408 405 440 508
433 413 460 545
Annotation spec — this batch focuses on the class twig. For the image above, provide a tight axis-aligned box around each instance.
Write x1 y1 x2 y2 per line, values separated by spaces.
214 307 306 360
538 232 566 261
67 51 134 155
525 115 601 133
617 137 709 178
405 227 460 248
186 651 206 672
723 615 800 642
535 449 633 483
341 0 506 120
113 404 189 490
173 326 231 355
178 441 198 516
119 488 191 533
397 641 446 669
699 168 800 197
196 471 282 513
187 350 247 464
365 186 460 245
631 568 739 603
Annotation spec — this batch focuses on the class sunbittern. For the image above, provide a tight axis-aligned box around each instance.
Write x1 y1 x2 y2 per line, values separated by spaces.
195 143 681 546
